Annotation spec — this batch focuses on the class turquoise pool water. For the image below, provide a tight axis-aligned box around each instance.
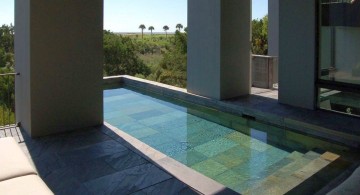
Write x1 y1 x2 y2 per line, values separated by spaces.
104 87 350 194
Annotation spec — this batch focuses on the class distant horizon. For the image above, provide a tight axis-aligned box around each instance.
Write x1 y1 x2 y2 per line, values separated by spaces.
115 32 177 35
0 0 268 32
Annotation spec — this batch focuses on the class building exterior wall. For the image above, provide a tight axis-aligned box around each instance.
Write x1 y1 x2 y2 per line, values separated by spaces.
15 0 104 137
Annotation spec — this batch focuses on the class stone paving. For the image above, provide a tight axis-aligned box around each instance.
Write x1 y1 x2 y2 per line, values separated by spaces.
16 126 199 195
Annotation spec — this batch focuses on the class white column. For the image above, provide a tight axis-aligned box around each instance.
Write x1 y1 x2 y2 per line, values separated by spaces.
187 0 251 100
268 0 279 56
15 0 104 137
278 0 316 109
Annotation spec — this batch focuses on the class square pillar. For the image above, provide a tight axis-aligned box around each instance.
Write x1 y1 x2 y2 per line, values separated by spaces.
278 0 316 109
15 0 104 137
268 0 279 56
187 0 251 100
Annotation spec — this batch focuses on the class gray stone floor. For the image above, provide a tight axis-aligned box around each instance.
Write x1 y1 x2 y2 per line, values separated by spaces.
251 87 278 100
226 91 360 137
16 126 199 195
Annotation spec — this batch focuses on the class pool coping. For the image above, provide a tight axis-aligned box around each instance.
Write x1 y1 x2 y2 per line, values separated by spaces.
103 75 360 149
102 122 238 195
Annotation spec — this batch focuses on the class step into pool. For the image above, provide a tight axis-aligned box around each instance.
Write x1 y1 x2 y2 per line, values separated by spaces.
104 87 354 194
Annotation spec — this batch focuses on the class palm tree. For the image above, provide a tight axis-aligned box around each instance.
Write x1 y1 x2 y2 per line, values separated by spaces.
163 25 169 38
148 26 155 36
176 23 183 32
139 24 146 39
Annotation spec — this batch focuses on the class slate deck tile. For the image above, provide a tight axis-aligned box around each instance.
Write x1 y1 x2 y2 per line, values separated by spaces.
131 178 199 195
104 150 149 171
59 140 128 165
84 163 172 195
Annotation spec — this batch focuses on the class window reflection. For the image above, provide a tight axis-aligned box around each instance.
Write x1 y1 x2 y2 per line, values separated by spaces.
319 88 360 116
320 0 360 85
319 0 360 116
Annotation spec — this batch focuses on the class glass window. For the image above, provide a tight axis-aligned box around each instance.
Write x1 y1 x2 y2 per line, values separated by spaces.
319 0 360 85
319 0 360 117
319 88 360 116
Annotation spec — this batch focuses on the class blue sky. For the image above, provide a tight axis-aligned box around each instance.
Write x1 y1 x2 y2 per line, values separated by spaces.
0 0 268 32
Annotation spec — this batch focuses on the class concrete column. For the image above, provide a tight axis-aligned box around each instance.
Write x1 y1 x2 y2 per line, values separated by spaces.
187 0 251 100
15 0 104 137
268 0 279 56
278 0 316 109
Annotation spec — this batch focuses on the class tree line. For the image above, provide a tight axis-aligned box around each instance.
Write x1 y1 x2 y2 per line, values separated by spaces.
104 28 187 87
0 24 15 125
138 23 187 39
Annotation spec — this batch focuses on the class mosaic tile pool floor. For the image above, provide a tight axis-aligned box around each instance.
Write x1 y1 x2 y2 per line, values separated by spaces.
104 88 347 194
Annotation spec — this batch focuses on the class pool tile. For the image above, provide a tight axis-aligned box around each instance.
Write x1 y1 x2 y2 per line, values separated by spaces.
187 130 226 146
162 126 193 142
191 159 228 178
194 138 238 158
118 105 154 115
167 110 189 118
151 118 189 132
187 120 218 133
207 124 234 136
140 133 174 147
104 94 141 103
172 149 208 166
215 170 247 190
232 136 271 152
129 109 165 120
104 89 130 98
127 128 159 139
138 114 175 126
225 132 252 144
114 122 149 132
104 110 128 119
155 141 192 157
221 145 259 159
213 152 244 168
105 116 136 125
185 115 204 124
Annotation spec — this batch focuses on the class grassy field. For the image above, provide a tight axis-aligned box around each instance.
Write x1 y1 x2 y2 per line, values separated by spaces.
0 105 15 126
123 33 174 70
138 53 163 68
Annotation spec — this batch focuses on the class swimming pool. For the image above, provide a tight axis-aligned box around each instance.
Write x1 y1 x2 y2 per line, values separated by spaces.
104 86 352 194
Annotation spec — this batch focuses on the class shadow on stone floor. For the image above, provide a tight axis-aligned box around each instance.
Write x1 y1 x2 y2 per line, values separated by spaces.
18 125 200 195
